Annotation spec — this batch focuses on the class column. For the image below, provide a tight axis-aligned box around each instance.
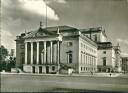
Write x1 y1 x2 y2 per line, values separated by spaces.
53 43 57 64
25 42 27 64
36 42 39 64
41 53 44 64
50 41 53 64
47 46 50 64
57 41 60 65
44 41 46 64
31 42 33 64
57 41 60 73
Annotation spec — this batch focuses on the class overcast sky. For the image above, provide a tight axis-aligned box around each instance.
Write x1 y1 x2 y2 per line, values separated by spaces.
1 0 128 56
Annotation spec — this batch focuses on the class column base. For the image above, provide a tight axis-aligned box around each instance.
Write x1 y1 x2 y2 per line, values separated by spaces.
23 65 32 73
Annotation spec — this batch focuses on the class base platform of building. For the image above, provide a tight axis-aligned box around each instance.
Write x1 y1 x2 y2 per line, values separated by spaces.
23 65 60 74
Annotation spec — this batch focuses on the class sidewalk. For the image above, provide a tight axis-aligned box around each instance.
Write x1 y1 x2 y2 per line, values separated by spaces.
0 72 122 77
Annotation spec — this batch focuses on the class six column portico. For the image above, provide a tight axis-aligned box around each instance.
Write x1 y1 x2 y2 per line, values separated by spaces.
24 33 62 74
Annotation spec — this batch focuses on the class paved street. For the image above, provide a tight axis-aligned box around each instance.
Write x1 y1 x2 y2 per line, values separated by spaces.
1 74 128 92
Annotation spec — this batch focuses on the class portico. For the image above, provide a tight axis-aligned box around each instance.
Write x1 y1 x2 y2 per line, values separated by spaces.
23 31 62 74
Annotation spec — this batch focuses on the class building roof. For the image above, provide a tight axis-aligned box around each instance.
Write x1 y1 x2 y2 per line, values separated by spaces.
97 42 112 44
16 25 98 47
80 27 107 37
80 27 102 33
97 42 113 49
24 28 57 39
23 25 78 39
45 25 78 32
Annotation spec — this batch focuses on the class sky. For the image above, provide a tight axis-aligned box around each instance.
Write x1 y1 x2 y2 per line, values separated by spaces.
1 0 128 56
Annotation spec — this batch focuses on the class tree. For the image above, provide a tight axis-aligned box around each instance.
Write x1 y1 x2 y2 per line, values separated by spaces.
0 45 8 71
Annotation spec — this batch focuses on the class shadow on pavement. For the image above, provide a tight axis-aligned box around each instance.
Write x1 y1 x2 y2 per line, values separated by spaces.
46 88 128 93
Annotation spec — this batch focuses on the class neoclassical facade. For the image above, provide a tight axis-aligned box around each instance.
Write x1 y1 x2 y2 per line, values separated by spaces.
16 23 98 74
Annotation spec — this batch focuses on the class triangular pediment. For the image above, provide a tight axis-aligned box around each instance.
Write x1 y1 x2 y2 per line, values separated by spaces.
24 27 56 38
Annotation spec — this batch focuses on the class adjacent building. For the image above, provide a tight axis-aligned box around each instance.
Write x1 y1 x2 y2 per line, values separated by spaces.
121 57 128 73
15 23 98 74
80 27 121 72
97 42 116 72
114 44 122 72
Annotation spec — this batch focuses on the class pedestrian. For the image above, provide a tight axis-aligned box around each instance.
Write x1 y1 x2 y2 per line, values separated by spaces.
110 73 111 77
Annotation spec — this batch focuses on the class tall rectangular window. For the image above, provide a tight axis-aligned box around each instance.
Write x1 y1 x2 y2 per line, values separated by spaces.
86 54 87 65
103 57 106 66
68 53 72 63
84 54 85 64
81 53 82 64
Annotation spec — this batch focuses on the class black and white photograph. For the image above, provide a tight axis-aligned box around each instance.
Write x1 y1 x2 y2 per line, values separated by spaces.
0 0 128 92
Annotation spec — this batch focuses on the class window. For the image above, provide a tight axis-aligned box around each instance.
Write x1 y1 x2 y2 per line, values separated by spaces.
67 42 73 47
84 67 85 71
84 45 85 48
81 67 82 71
84 55 85 64
68 53 72 63
103 51 106 54
103 57 106 66
91 57 93 65
52 66 55 71
81 53 82 64
86 55 87 65
81 43 83 47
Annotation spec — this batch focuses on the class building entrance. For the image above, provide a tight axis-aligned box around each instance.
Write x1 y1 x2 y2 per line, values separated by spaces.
46 66 49 73
32 66 35 73
39 66 42 73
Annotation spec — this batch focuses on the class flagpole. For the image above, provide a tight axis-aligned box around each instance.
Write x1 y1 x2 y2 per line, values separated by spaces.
45 0 47 28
